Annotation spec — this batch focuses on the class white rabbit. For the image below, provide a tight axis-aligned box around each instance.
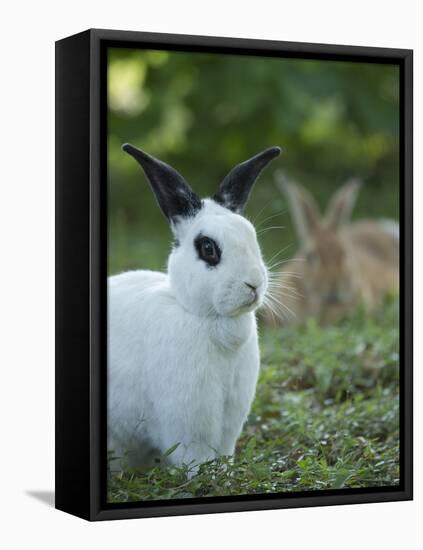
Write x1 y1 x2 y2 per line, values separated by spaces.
108 143 281 474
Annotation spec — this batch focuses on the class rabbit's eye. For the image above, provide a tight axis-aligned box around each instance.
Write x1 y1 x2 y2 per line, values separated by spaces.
194 236 221 267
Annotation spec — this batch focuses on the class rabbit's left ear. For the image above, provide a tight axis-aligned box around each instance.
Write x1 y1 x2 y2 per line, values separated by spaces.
213 147 281 213
326 178 362 229
122 143 202 224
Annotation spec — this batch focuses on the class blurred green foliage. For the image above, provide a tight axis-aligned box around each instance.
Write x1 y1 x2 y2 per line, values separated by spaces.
108 47 399 274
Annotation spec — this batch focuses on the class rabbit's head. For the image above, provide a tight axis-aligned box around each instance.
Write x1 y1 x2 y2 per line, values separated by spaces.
123 144 281 318
280 177 362 324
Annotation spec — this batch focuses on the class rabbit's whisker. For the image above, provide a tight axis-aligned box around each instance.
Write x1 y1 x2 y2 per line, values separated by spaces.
267 261 305 274
268 270 303 279
262 296 286 321
261 297 278 323
266 245 292 267
267 286 302 301
263 299 288 322
267 258 305 273
267 260 298 271
268 269 302 279
266 287 295 308
270 290 302 302
266 292 297 319
257 225 286 236
251 201 275 226
268 283 302 296
265 246 294 267
254 209 287 229
267 276 299 285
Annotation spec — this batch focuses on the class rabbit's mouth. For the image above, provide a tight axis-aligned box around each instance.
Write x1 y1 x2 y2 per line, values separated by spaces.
226 295 260 317
214 279 266 317
240 291 261 312
246 292 258 307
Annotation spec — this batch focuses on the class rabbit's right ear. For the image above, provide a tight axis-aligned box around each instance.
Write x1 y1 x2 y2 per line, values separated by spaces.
275 172 320 245
325 178 361 229
122 144 202 225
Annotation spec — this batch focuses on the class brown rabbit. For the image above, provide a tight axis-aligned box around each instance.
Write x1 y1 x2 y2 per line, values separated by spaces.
264 175 399 325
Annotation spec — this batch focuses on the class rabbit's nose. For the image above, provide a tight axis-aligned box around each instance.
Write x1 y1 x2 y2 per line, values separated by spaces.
245 282 257 291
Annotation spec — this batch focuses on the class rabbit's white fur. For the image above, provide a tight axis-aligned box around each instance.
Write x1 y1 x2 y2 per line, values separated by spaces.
108 199 268 472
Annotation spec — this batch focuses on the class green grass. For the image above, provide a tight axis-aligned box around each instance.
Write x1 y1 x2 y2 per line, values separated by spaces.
108 298 399 503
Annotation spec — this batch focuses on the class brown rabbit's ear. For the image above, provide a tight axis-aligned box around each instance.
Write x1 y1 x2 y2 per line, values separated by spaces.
326 178 362 229
275 171 320 245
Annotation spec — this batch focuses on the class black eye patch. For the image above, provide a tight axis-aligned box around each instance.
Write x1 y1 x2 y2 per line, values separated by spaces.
194 235 221 267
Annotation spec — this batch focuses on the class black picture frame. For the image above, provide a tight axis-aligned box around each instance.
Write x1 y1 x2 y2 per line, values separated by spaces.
55 28 413 521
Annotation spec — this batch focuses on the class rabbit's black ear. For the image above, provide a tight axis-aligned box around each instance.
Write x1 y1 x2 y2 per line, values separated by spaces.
213 147 282 213
122 144 202 223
